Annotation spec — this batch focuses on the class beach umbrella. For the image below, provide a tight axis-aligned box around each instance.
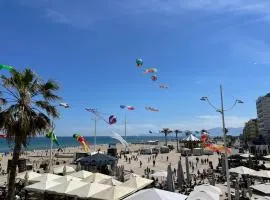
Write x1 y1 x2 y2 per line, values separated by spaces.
17 171 41 181
187 190 219 200
123 188 187 200
25 180 61 193
31 173 61 182
166 164 175 192
66 182 111 198
177 159 184 190
54 175 82 183
99 178 122 186
82 172 112 183
250 183 270 195
240 153 254 158
91 185 135 200
235 178 240 200
46 179 87 195
251 170 270 179
194 184 222 195
229 166 255 175
185 156 191 185
121 174 153 190
70 170 93 179
53 165 75 174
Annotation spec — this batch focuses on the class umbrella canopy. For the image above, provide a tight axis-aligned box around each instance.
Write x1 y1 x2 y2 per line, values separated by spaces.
91 185 135 200
83 173 112 183
70 170 93 179
67 182 111 198
251 170 270 178
264 155 270 159
150 171 167 179
177 159 184 190
183 134 200 141
31 173 61 182
187 190 219 200
166 164 175 192
54 175 82 183
99 178 122 186
124 188 187 200
194 184 222 195
25 180 61 193
46 179 87 195
17 171 41 181
121 175 153 190
240 153 254 158
250 183 270 194
229 166 255 175
264 163 270 169
53 165 75 174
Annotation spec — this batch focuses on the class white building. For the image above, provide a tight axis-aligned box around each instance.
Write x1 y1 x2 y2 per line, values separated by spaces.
256 93 270 139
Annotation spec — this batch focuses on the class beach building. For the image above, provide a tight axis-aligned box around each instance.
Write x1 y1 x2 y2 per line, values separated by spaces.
257 93 270 140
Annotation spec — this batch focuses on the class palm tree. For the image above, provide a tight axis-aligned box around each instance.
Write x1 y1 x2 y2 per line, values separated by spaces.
0 69 61 200
174 129 182 152
160 128 172 146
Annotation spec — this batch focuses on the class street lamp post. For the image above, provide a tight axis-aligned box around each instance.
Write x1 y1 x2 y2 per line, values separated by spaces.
200 85 243 200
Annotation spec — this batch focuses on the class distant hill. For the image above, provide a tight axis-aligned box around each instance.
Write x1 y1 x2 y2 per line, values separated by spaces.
208 127 243 136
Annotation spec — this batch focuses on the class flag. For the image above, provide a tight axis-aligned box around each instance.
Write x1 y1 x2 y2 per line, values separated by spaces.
111 131 129 147
46 131 59 146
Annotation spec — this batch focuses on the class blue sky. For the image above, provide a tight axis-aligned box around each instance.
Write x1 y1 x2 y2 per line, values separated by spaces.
1 0 270 136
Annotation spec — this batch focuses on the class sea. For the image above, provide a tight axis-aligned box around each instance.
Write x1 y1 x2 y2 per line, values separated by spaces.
0 136 176 153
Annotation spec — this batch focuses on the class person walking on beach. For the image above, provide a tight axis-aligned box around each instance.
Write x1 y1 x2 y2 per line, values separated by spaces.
166 156 169 162
140 161 142 168
153 160 156 167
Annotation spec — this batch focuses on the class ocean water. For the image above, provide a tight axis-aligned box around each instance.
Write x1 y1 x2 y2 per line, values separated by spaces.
0 135 175 153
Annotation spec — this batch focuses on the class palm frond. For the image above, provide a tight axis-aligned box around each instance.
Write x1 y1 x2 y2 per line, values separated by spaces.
35 101 60 118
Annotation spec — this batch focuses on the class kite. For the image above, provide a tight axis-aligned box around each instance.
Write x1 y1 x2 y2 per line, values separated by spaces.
59 102 70 108
159 84 169 89
85 108 117 125
46 131 59 146
109 115 117 125
136 58 143 67
145 106 159 112
0 64 13 71
144 68 158 74
0 134 7 139
73 133 90 152
120 105 135 110
151 75 157 81
111 131 129 148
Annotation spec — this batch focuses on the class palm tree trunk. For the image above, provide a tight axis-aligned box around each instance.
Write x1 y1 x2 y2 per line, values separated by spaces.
7 136 21 200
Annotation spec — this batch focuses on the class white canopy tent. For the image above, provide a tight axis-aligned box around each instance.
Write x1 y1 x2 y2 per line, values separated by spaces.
83 172 112 183
91 185 135 200
17 171 41 181
187 190 219 200
121 175 153 191
240 153 254 158
54 175 82 183
194 184 222 195
66 182 111 198
70 170 93 179
46 180 87 195
263 155 270 159
99 178 122 186
53 165 75 174
229 166 255 175
251 170 270 179
24 180 61 193
30 173 61 182
250 183 270 195
124 188 187 200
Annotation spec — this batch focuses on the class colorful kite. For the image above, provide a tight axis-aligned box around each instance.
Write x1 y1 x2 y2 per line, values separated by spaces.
151 75 157 81
144 68 158 74
159 84 169 89
120 105 135 110
85 108 117 125
0 64 13 71
136 58 143 67
59 102 69 108
145 106 159 112
73 134 90 152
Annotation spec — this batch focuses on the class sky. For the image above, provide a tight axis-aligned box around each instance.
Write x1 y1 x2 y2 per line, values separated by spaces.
1 0 270 136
